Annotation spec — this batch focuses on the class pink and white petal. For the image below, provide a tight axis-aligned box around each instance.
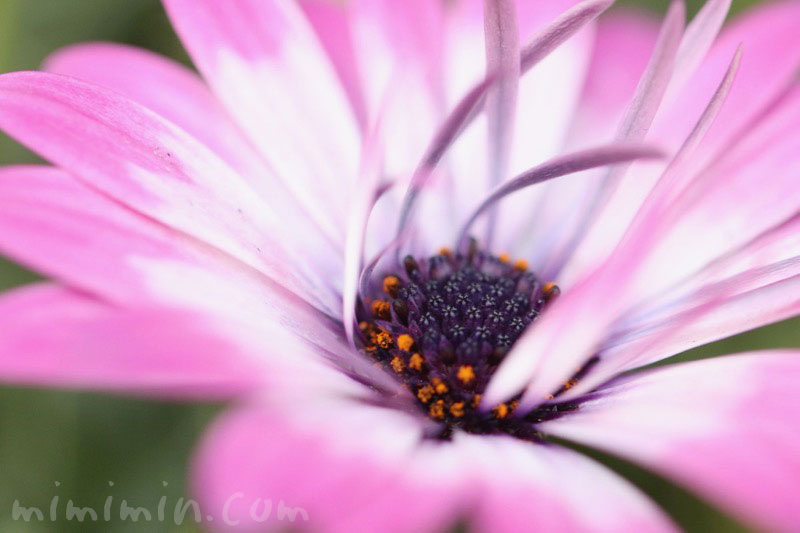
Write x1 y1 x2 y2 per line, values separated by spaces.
0 282 266 400
162 0 360 238
559 1 800 284
296 0 368 129
463 435 676 533
0 72 341 314
0 165 354 365
540 351 800 531
192 398 466 533
193 396 674 532
555 263 800 401
44 43 266 182
610 273 800 370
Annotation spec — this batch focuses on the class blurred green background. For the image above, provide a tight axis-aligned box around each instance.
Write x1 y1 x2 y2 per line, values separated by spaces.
0 0 796 532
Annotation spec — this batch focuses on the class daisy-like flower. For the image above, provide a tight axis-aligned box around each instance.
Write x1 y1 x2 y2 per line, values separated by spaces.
0 0 799 530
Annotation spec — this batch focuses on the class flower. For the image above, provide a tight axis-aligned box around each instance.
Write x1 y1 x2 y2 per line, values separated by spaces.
0 0 799 530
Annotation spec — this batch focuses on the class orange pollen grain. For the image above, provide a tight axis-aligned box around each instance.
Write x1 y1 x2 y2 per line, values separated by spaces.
457 365 476 385
471 394 482 408
390 356 405 373
498 252 511 264
375 331 392 350
408 353 424 371
513 259 529 272
382 276 400 296
397 334 414 352
417 385 435 403
431 378 449 395
429 400 445 420
450 402 465 418
543 282 560 299
438 247 453 257
370 300 391 320
493 403 509 419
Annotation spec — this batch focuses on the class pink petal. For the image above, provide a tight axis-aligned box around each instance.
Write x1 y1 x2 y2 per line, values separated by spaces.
192 396 673 532
162 0 360 239
296 0 367 129
0 165 349 363
541 351 800 531
563 1 800 281
44 43 265 181
0 283 265 399
0 71 341 314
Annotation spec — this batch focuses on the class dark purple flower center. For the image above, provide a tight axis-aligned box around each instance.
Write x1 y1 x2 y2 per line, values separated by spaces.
357 245 584 440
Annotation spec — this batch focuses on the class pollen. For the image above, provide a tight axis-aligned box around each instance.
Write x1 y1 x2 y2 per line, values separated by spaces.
493 403 509 419
431 378 449 395
513 259 529 272
429 400 445 420
375 331 392 350
450 402 465 418
457 365 476 385
438 247 453 257
543 282 560 300
408 353 425 371
417 385 435 403
383 276 401 297
397 334 414 352
498 252 511 264
390 356 405 373
471 394 482 408
370 300 391 320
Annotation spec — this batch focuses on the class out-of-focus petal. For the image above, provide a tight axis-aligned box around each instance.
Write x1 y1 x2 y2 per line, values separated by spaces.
192 396 674 532
162 0 361 239
0 71 341 314
541 351 800 532
0 165 349 360
0 283 265 399
564 0 800 283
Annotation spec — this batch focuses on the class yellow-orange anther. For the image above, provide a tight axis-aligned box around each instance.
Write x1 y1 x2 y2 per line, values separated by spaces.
390 356 405 373
408 353 424 371
370 300 391 320
493 403 509 419
543 282 561 300
375 331 392 350
498 252 511 264
471 394 482 408
383 276 400 297
450 402 465 418
457 365 476 385
397 334 414 352
431 378 449 395
429 400 445 420
417 385 434 403
513 259 529 272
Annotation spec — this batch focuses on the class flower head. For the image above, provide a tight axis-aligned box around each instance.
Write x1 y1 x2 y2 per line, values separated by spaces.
0 0 799 531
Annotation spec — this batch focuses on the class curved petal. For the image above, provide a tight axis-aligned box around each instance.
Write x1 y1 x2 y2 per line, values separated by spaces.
192 395 674 532
563 0 800 282
44 42 266 182
0 283 265 399
0 165 350 361
162 0 361 238
0 71 341 314
541 351 800 532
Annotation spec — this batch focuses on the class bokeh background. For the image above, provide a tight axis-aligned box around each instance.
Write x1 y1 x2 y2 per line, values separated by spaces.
0 1 796 531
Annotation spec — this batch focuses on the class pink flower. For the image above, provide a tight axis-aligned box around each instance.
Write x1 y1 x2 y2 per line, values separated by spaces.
0 0 799 530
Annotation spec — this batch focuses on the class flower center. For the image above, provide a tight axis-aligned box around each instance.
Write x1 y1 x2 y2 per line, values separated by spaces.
358 245 577 440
